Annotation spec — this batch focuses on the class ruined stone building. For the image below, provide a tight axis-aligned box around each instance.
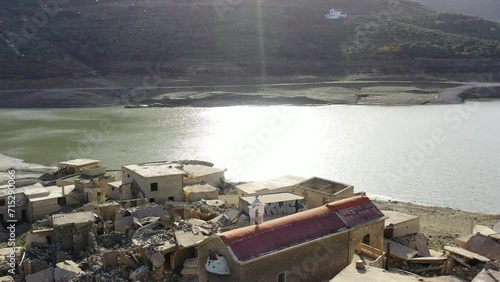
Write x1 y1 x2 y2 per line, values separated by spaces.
57 159 100 175
56 161 115 204
198 195 386 282
0 183 75 223
234 176 355 210
121 163 187 203
292 177 355 209
181 164 225 187
235 175 306 196
52 212 96 253
120 162 225 204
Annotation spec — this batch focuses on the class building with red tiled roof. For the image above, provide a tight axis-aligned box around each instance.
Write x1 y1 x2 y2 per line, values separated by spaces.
198 195 386 282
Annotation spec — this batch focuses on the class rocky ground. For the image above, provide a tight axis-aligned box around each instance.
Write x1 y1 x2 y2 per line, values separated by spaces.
375 200 500 249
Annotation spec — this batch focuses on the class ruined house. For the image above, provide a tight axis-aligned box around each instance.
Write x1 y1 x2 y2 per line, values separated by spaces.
0 183 75 223
382 210 420 238
183 184 219 202
57 159 100 175
52 212 96 253
198 195 386 282
235 175 306 196
181 164 225 187
56 164 115 203
292 177 355 209
122 163 187 203
106 181 123 200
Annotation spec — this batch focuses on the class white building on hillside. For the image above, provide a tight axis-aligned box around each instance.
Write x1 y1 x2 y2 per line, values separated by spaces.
325 9 347 19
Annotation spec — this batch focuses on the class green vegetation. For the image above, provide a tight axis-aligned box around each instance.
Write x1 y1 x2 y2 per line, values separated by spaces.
0 0 499 79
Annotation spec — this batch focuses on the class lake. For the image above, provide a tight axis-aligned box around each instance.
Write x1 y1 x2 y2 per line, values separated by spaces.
1 101 499 213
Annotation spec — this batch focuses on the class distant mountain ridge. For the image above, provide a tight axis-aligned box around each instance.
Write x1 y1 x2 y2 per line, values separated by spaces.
0 0 499 80
412 0 500 22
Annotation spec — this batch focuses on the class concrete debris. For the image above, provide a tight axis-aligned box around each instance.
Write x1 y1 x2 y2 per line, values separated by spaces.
415 233 431 257
473 225 496 236
7 162 496 282
205 199 225 207
181 258 199 279
463 233 500 261
385 241 418 260
471 268 500 282
130 265 149 281
489 233 500 242
25 267 54 282
174 230 206 249
54 260 82 281
13 195 237 282
444 246 490 263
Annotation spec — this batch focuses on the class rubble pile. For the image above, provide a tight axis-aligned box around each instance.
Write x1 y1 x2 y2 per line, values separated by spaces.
10 197 238 282
30 216 52 230
349 210 500 282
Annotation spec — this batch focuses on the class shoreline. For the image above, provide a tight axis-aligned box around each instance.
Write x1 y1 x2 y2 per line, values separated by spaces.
1 154 498 249
2 157 499 216
1 80 499 108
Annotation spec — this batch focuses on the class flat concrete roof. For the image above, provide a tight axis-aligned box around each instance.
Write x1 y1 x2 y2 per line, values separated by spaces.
28 186 63 202
331 263 462 282
240 193 304 205
53 211 95 227
123 164 187 178
58 159 99 167
182 164 224 177
235 175 306 195
108 181 122 188
183 183 217 193
382 210 419 226
0 183 48 198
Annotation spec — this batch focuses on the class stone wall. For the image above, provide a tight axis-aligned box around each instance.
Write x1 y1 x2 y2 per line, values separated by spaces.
199 231 351 282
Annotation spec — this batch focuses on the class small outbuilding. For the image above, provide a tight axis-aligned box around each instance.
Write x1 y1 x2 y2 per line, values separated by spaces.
183 184 218 202
293 177 354 209
382 210 420 238
58 159 100 175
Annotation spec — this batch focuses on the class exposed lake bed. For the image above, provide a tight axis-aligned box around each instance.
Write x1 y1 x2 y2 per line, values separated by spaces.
1 102 499 213
2 80 500 108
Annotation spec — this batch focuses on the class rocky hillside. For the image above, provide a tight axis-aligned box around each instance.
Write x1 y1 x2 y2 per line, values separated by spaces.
412 0 500 22
0 0 499 80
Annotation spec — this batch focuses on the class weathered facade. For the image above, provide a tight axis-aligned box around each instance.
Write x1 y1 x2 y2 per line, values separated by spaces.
198 196 386 282
239 193 304 217
182 165 225 188
382 210 420 238
57 159 100 175
52 212 95 253
122 163 187 203
292 177 354 209
183 184 219 202
0 184 73 223
235 175 306 196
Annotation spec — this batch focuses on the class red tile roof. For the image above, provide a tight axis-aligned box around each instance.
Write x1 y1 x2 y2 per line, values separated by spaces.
219 195 384 262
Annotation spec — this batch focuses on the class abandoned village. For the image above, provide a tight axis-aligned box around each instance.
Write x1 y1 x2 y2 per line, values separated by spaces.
0 158 499 282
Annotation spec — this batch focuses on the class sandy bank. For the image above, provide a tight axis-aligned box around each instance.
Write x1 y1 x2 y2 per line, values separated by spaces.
1 80 499 108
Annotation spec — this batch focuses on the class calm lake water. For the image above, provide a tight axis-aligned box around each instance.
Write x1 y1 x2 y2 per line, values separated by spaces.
1 101 499 213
